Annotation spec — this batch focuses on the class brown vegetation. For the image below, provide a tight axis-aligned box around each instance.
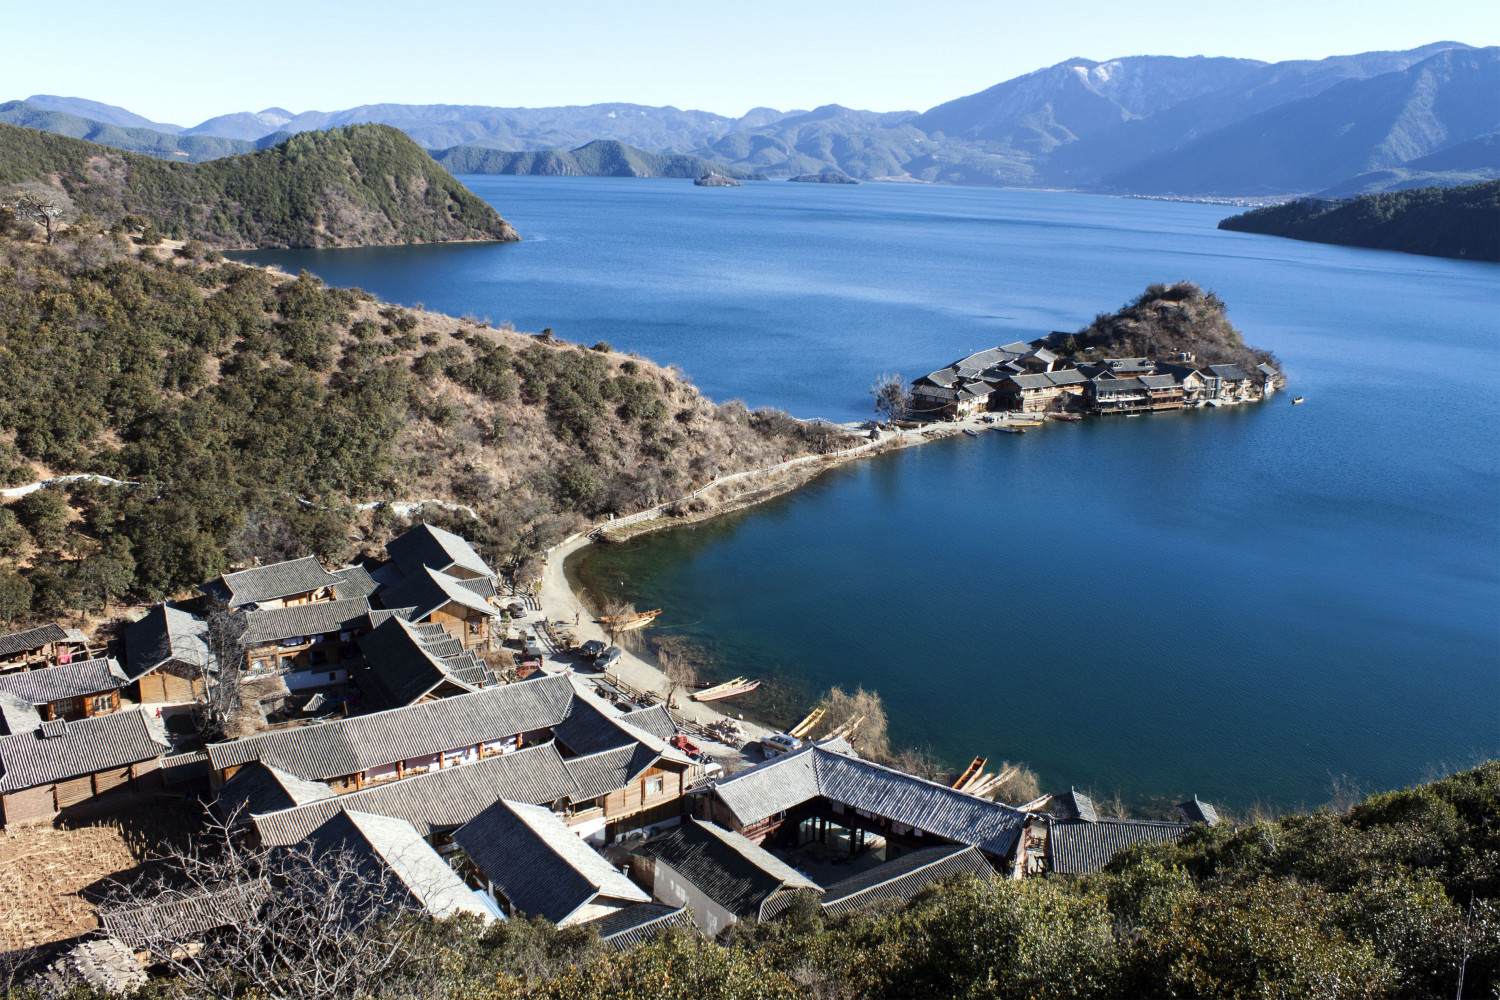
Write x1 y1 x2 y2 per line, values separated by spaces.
1062 280 1277 371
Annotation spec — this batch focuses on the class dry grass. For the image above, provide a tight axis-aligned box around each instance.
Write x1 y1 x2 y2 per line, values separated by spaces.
0 803 197 950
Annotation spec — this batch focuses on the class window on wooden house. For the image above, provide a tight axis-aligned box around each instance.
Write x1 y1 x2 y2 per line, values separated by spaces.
645 775 665 796
309 649 327 666
90 695 112 714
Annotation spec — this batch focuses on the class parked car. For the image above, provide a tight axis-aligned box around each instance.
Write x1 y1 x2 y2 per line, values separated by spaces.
579 639 607 660
599 646 623 669
761 733 803 758
507 603 527 617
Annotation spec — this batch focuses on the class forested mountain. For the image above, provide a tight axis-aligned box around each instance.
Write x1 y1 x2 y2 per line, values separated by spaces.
1105 46 1500 195
0 123 517 247
1318 132 1500 196
431 139 758 179
10 42 1495 195
1217 180 1500 261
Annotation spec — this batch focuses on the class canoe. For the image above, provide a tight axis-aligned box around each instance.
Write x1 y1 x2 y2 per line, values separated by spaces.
693 677 762 702
962 428 979 437
1292 397 1305 404
598 609 662 630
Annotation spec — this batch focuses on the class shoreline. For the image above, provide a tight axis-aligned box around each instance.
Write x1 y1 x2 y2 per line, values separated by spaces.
535 409 1016 746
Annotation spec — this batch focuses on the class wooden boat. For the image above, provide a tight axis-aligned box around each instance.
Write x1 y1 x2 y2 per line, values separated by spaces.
962 428 979 437
1049 413 1082 421
994 426 1024 434
597 609 662 632
693 676 761 702
1292 396 1305 404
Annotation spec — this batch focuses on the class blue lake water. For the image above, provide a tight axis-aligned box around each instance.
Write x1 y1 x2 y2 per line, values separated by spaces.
240 177 1500 811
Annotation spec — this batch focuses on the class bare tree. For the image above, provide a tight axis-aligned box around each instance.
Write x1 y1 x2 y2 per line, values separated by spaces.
84 811 438 1000
659 648 698 709
152 598 250 742
870 372 910 424
3 182 74 244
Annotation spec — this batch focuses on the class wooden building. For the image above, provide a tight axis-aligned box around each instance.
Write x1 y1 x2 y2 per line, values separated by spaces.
994 370 1089 412
1137 373 1186 410
200 556 341 610
705 740 1025 866
1087 377 1152 414
122 603 210 706
453 798 649 925
375 567 500 650
0 707 172 826
0 657 128 721
241 597 374 692
642 818 819 937
0 624 91 674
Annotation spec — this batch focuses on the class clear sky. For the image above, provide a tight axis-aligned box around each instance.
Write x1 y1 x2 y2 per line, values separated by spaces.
2 0 1494 126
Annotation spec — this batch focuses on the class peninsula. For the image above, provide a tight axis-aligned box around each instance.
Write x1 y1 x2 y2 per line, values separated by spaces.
908 282 1282 419
1218 180 1500 261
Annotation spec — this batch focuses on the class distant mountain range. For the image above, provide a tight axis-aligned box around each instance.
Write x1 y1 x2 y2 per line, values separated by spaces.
14 42 1499 197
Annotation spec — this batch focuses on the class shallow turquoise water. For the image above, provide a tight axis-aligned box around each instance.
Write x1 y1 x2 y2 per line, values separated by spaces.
241 177 1500 810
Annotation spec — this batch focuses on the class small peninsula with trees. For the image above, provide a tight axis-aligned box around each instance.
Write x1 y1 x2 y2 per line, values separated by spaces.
1218 180 1500 261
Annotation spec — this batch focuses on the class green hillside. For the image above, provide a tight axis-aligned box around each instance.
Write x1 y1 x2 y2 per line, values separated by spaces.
0 100 255 162
0 122 518 248
1218 180 1500 261
432 139 758 179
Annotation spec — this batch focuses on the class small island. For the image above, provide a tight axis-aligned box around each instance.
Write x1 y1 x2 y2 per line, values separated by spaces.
1217 180 1499 262
898 282 1282 420
788 170 860 184
694 171 742 187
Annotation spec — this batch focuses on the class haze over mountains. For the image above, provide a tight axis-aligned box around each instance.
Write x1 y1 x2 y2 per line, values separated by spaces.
14 41 1498 197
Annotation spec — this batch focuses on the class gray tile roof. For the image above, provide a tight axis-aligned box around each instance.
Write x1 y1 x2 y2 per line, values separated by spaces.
1051 789 1098 823
553 687 691 766
712 742 1025 858
379 565 500 623
566 743 660 801
356 613 499 708
1091 377 1146 394
203 556 339 608
100 880 270 950
1137 374 1180 389
581 902 693 949
241 598 373 646
916 369 960 388
1047 818 1189 874
386 523 496 580
305 809 492 921
1256 363 1279 377
252 741 580 846
1206 363 1251 381
0 623 68 658
0 708 170 792
1177 796 1221 826
1004 373 1059 390
330 564 382 601
454 799 648 923
620 705 677 741
645 818 819 922
820 845 994 916
0 657 127 705
911 384 959 401
122 603 209 679
0 691 42 734
205 672 574 779
1046 369 1089 386
214 761 337 820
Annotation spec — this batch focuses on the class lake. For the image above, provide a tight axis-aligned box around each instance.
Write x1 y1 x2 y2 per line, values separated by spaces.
240 176 1500 811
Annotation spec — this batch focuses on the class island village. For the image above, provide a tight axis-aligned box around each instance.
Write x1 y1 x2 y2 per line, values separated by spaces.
906 335 1283 420
0 506 1227 989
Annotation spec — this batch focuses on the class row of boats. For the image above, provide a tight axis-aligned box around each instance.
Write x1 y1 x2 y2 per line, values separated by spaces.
594 607 763 703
